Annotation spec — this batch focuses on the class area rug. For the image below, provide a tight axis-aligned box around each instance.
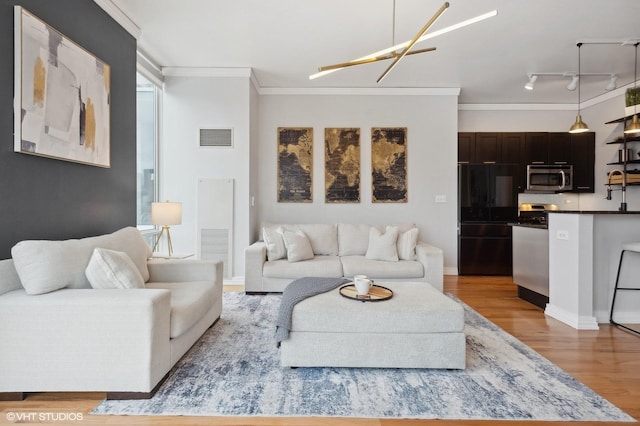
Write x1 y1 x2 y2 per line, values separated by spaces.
92 292 634 421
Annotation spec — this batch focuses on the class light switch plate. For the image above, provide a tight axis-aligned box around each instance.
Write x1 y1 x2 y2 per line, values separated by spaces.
556 230 569 240
435 195 447 203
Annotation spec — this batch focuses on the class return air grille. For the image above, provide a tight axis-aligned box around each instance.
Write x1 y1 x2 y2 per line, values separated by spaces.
199 128 233 147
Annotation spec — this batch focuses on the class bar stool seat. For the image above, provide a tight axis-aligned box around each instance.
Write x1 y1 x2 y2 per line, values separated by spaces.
609 243 640 336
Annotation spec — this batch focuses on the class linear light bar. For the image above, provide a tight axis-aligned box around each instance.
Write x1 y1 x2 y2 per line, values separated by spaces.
309 9 498 80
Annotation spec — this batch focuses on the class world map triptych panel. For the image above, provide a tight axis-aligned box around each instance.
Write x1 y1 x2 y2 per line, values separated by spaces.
277 127 407 203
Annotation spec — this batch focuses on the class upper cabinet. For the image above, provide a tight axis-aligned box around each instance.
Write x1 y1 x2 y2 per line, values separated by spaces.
458 132 522 164
521 133 549 165
547 133 572 164
458 132 595 193
569 132 595 192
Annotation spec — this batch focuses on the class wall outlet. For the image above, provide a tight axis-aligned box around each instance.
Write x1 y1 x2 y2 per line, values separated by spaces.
556 230 569 240
435 195 447 203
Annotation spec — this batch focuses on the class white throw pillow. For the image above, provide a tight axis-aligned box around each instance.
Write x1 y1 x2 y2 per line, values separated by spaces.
365 226 399 262
394 226 419 260
281 229 314 262
85 248 145 289
11 227 151 295
263 226 286 261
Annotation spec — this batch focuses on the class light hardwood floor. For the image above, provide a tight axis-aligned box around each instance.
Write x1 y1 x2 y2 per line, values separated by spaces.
1 276 638 426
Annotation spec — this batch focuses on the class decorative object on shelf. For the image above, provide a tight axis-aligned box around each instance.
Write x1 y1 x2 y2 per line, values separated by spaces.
151 201 182 257
624 43 640 134
325 128 360 203
371 127 407 203
310 3 497 82
13 6 111 168
569 43 590 134
277 127 313 203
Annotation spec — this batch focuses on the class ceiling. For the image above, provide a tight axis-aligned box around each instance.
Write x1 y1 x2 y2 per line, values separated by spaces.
109 0 640 105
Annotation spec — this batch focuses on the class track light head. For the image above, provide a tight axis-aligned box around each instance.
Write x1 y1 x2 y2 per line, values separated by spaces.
524 74 537 90
566 74 579 91
606 74 617 91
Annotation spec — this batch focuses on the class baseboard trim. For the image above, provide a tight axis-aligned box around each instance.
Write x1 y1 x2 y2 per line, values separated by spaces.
0 392 24 401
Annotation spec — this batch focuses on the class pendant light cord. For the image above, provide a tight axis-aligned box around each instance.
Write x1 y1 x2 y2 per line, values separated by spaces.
634 42 638 115
577 42 582 113
392 0 396 46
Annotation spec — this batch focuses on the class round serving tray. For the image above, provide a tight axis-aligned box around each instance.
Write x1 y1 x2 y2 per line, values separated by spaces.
339 284 393 302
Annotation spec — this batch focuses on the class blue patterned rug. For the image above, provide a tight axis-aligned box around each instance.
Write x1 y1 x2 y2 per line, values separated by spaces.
92 292 634 421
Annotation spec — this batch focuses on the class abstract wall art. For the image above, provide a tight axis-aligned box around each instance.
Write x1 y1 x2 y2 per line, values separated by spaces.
371 127 407 203
277 127 313 202
14 6 111 168
325 127 360 203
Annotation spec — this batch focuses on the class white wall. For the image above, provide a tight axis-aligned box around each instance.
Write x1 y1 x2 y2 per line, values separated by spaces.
159 74 635 280
257 93 459 273
161 75 251 278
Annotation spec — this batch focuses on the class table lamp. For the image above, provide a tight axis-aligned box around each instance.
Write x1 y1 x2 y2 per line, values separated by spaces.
151 201 182 257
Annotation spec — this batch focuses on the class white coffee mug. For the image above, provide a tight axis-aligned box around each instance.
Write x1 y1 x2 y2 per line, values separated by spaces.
354 275 372 296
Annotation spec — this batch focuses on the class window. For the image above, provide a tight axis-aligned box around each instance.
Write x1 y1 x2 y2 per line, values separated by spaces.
136 73 159 231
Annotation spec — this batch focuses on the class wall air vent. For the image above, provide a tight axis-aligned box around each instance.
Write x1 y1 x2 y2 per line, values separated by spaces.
199 128 233 148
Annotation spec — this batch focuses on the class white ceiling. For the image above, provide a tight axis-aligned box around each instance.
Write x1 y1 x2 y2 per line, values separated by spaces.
109 0 640 105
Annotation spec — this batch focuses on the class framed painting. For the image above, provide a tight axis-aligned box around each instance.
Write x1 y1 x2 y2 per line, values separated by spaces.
277 127 313 202
14 6 111 168
371 127 407 203
325 128 360 203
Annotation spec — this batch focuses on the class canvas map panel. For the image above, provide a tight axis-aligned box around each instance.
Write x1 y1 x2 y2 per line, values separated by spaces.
277 127 313 202
325 128 360 203
371 127 407 203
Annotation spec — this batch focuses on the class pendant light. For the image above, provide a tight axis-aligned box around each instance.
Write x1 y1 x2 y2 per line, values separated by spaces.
569 43 589 133
624 42 640 134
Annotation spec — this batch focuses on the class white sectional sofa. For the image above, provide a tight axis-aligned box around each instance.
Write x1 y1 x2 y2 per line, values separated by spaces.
0 227 222 400
245 223 443 293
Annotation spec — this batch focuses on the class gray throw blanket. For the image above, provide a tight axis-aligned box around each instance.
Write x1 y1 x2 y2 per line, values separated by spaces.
275 276 350 346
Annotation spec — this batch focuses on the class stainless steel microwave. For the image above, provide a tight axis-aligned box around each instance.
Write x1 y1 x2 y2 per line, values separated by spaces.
526 164 573 192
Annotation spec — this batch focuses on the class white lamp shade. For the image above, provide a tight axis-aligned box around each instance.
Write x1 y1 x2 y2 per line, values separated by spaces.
151 202 182 226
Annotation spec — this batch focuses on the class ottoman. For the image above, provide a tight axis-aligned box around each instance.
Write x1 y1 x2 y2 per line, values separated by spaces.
280 282 466 369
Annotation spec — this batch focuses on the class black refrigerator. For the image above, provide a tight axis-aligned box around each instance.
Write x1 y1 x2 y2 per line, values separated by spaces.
458 164 519 275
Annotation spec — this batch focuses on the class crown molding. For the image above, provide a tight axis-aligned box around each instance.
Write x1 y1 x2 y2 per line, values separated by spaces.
162 67 253 78
458 103 576 111
93 0 141 39
257 87 461 96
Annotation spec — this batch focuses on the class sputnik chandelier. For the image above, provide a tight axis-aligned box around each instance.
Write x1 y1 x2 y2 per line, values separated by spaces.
310 2 497 83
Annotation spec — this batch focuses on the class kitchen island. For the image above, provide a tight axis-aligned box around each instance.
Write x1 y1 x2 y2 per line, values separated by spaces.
546 210 640 329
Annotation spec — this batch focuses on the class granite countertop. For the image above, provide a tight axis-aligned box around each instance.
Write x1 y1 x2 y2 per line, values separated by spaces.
548 210 640 215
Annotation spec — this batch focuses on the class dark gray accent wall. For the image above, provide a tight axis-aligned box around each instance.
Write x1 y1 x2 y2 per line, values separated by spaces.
0 0 136 259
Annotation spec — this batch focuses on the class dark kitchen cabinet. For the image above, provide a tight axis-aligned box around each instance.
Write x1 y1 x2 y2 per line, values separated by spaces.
475 133 501 163
570 132 595 192
458 132 520 165
458 131 594 193
501 133 525 164
458 223 513 275
548 132 572 164
521 133 549 165
458 133 474 164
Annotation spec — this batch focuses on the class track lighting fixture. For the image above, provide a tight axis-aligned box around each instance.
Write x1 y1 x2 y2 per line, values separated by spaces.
524 74 537 90
524 72 617 92
566 74 579 91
